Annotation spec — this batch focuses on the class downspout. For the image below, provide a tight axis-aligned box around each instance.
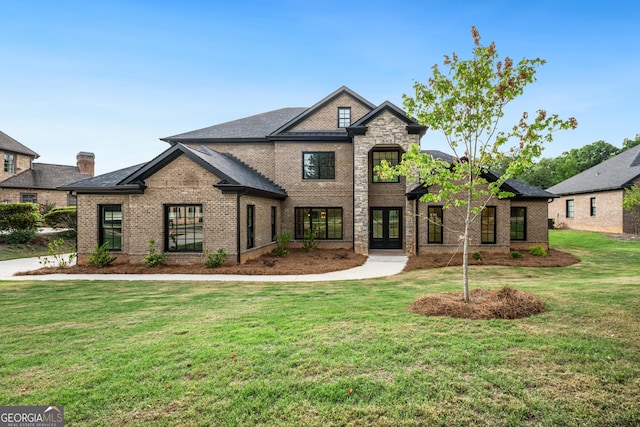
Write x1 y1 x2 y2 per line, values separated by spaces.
236 190 248 265
352 137 356 252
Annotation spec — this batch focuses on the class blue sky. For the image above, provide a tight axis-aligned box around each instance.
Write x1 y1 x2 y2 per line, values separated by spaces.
2 0 639 175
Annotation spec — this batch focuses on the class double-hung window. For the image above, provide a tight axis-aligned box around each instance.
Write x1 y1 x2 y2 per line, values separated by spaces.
4 153 16 173
338 107 351 128
590 197 596 216
100 205 122 251
303 152 335 180
295 207 343 240
481 206 497 244
20 193 37 203
165 204 203 252
566 199 574 218
510 207 526 241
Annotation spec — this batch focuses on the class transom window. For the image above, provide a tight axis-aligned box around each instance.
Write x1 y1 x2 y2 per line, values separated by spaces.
4 153 16 173
338 107 351 128
372 150 400 183
303 152 335 180
100 205 122 251
481 206 497 244
566 199 574 218
510 207 526 241
165 204 203 252
295 207 343 240
428 206 443 244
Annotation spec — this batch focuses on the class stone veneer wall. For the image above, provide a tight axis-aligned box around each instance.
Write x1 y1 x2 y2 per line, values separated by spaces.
353 111 422 255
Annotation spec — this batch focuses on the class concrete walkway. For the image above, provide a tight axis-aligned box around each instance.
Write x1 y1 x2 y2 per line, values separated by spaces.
0 255 408 282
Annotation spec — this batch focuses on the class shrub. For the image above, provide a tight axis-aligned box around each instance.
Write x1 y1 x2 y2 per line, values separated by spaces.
2 228 37 245
0 203 39 231
39 238 77 268
302 230 319 252
205 249 227 268
529 245 547 257
472 251 482 261
510 250 523 259
88 242 118 268
273 231 291 257
43 207 77 230
143 238 167 267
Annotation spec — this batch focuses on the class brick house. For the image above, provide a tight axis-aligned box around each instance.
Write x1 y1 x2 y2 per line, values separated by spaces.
0 130 95 206
62 87 553 265
547 143 640 234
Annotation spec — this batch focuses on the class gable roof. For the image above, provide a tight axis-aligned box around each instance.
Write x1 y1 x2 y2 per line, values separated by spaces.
407 150 554 200
0 163 88 190
0 130 39 158
62 144 287 199
270 86 377 135
546 144 640 195
161 108 307 143
347 101 427 136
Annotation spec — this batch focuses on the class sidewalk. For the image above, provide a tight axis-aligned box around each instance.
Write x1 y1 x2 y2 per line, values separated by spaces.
0 255 408 282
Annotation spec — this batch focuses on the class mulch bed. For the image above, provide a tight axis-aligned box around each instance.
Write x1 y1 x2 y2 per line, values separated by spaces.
408 286 546 319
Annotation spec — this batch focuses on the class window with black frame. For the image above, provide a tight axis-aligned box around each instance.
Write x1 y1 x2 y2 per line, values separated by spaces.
165 204 203 252
481 206 496 244
510 207 526 240
428 206 443 243
100 205 122 251
303 152 335 180
372 151 400 183
295 207 343 240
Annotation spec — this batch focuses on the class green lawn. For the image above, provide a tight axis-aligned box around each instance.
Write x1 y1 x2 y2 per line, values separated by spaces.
1 230 638 426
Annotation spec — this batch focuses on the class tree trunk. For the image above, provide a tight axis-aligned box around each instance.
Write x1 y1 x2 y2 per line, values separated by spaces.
462 204 471 303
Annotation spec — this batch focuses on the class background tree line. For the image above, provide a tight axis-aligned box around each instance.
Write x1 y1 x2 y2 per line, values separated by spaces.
493 134 640 189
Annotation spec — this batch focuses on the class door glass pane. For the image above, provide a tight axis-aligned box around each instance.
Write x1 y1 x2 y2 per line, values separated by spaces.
389 209 399 239
372 209 383 239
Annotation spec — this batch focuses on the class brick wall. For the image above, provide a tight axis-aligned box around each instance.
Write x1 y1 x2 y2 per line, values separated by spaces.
0 152 32 182
290 93 372 131
0 189 71 206
549 190 625 233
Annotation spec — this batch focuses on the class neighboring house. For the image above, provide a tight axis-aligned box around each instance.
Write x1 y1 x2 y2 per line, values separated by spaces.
62 86 553 265
547 143 640 234
0 130 95 206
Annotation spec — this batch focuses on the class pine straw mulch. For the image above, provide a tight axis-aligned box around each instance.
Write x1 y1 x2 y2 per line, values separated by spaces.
17 248 367 276
408 286 546 320
404 248 580 271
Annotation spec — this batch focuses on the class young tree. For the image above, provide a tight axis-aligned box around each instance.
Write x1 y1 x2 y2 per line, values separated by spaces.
379 27 577 302
623 185 640 234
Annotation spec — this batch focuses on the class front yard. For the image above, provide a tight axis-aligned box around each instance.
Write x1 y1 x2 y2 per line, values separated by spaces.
0 230 639 426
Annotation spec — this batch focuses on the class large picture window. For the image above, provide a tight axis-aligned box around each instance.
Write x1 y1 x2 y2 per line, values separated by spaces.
303 152 335 180
427 206 443 244
100 205 122 251
295 207 343 240
510 207 526 241
372 151 400 183
165 204 203 252
4 153 16 173
481 206 496 244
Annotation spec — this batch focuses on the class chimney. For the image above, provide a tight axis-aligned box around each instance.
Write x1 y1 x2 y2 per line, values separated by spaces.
77 152 95 177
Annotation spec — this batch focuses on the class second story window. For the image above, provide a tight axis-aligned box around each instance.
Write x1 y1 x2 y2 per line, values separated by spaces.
372 150 400 183
338 107 351 128
4 153 16 173
303 152 335 180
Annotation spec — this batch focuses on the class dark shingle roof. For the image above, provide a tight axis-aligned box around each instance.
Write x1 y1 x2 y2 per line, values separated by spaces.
409 150 554 199
60 164 146 191
0 163 88 190
546 144 640 195
0 130 39 157
161 108 307 142
63 144 287 199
